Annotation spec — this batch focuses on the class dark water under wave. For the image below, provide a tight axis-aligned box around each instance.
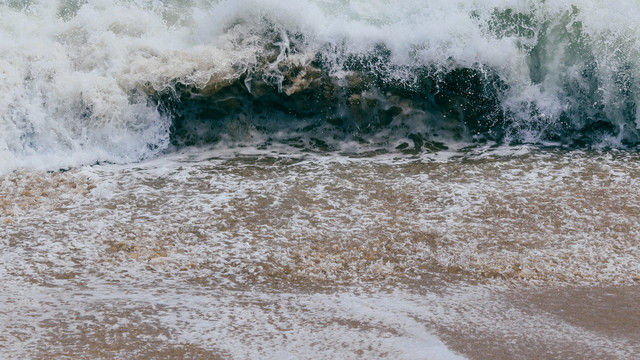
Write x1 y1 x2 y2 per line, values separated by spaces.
152 1 640 152
157 35 639 152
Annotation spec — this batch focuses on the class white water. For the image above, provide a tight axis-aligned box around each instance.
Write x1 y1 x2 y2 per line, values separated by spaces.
2 0 640 172
2 148 640 358
3 3 640 356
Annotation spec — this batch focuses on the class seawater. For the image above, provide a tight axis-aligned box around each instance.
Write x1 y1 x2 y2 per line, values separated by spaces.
2 0 640 359
2 147 640 358
3 0 640 171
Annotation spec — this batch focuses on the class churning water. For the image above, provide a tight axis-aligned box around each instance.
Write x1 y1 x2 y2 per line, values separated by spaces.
2 0 640 358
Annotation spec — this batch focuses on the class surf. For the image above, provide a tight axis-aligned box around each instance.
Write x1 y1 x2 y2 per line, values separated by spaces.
2 0 640 172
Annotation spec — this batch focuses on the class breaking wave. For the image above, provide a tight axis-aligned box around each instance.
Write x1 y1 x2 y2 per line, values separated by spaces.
3 0 640 170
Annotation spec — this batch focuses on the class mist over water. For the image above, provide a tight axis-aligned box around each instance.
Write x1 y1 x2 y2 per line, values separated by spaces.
2 0 640 171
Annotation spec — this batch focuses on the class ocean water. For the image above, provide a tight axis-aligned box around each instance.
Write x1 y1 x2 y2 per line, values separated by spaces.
2 0 640 358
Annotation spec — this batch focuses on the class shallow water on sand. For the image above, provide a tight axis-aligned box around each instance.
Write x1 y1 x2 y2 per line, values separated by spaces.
1 146 639 359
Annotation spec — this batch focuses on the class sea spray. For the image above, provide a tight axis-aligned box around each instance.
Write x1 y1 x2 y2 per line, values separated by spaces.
2 0 640 171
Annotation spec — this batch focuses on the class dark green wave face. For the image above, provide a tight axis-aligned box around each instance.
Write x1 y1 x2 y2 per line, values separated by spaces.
149 1 640 152
3 0 640 171
154 47 508 153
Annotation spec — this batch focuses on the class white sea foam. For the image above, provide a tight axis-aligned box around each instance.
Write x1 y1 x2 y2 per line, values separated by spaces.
2 146 640 357
3 3 640 356
2 0 640 171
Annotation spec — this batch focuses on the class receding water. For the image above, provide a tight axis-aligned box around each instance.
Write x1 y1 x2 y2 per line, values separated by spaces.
2 146 640 358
